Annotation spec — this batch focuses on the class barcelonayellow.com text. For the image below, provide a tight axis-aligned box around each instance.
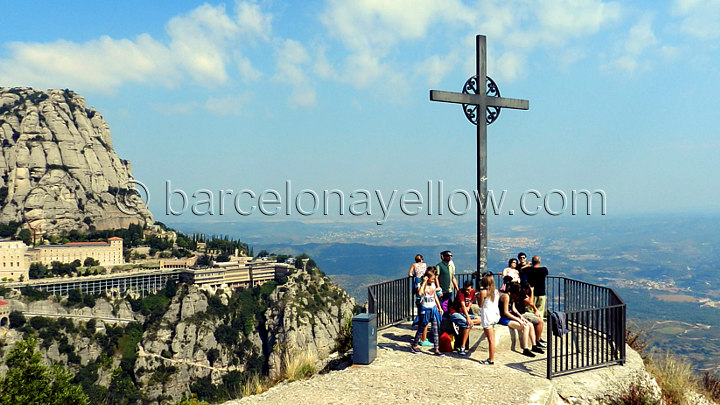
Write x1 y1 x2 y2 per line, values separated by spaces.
151 180 606 224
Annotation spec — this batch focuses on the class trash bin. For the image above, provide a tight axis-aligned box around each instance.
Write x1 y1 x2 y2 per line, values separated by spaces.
352 313 377 364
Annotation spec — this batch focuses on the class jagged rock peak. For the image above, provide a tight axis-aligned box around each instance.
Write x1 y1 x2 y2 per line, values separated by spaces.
0 87 153 235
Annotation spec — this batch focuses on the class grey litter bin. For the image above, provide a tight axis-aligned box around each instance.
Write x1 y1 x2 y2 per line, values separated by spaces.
352 313 377 364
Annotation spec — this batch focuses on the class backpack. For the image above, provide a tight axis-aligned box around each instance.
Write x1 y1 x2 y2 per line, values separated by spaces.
439 332 455 352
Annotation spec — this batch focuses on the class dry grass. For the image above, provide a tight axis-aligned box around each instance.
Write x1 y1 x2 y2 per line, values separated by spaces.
236 350 319 399
282 350 317 382
625 327 649 356
701 372 720 402
646 350 696 405
624 326 720 405
607 380 660 405
242 372 267 397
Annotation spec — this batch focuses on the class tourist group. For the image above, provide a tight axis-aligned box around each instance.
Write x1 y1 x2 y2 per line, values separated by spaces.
408 251 549 364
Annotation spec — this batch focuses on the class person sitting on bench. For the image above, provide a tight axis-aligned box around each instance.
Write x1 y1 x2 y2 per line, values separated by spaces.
518 281 547 349
448 279 482 356
499 283 543 357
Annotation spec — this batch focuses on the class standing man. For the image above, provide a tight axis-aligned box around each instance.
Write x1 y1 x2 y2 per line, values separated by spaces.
437 250 459 310
517 252 531 282
525 255 549 318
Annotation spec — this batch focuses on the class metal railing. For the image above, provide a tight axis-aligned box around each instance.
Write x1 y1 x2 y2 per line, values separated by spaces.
546 276 626 379
367 276 415 328
367 273 625 379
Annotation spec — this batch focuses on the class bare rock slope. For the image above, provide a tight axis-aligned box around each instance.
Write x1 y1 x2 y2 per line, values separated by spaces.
0 87 153 234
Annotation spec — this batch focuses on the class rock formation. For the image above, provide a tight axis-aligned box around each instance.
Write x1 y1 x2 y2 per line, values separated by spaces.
0 266 355 403
0 87 153 235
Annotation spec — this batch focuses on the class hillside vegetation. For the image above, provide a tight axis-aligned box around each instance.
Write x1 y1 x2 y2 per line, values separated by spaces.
0 266 356 404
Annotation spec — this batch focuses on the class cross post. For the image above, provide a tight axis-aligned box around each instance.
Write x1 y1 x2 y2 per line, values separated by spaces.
430 35 529 273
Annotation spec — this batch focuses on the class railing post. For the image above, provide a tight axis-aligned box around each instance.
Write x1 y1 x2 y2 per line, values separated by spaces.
620 303 626 364
547 312 553 379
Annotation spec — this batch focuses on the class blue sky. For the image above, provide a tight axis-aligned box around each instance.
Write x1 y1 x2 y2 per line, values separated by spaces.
2 0 719 227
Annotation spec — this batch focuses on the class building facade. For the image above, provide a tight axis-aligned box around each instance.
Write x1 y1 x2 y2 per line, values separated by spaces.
0 237 124 281
29 237 124 267
0 241 30 281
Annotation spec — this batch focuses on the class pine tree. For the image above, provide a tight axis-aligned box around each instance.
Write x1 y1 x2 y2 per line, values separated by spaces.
0 337 90 404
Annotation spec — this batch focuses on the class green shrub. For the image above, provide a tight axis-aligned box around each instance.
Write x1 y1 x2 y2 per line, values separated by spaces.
29 316 54 330
20 286 51 301
150 364 177 385
9 311 26 328
67 351 81 364
214 324 237 346
58 341 74 355
220 371 244 399
73 362 99 388
83 319 96 338
189 376 220 403
207 348 219 366
58 317 77 333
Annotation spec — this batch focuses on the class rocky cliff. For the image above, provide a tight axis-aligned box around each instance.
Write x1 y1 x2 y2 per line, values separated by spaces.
0 87 153 235
134 267 355 402
0 266 355 404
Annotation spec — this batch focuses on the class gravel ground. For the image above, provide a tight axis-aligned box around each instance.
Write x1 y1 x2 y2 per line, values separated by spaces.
224 322 679 405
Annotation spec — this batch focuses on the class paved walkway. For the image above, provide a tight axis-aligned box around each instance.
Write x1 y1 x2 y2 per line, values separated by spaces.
227 322 649 405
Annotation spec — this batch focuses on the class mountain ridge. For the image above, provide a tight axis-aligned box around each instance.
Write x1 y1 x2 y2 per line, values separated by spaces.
0 87 153 236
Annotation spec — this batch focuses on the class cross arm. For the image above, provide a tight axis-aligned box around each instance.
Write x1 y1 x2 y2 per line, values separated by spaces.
430 90 529 110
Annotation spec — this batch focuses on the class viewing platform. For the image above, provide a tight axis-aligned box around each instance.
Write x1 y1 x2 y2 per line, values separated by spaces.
229 320 647 405
368 275 627 379
230 274 635 404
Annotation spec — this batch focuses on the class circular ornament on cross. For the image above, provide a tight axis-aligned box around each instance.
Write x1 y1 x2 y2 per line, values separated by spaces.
462 75 501 125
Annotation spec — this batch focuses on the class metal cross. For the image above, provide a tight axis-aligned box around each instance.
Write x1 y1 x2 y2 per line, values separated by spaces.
430 35 529 273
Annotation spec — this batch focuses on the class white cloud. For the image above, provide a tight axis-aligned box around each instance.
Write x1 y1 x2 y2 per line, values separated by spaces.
320 0 474 89
152 93 254 116
321 0 466 53
672 0 720 39
235 1 273 40
496 51 526 82
236 54 263 81
166 4 240 85
535 0 623 42
205 93 254 115
0 2 274 93
273 39 316 108
0 35 177 93
624 16 658 55
659 46 680 60
312 45 337 80
318 0 625 87
415 53 459 86
606 14 658 73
